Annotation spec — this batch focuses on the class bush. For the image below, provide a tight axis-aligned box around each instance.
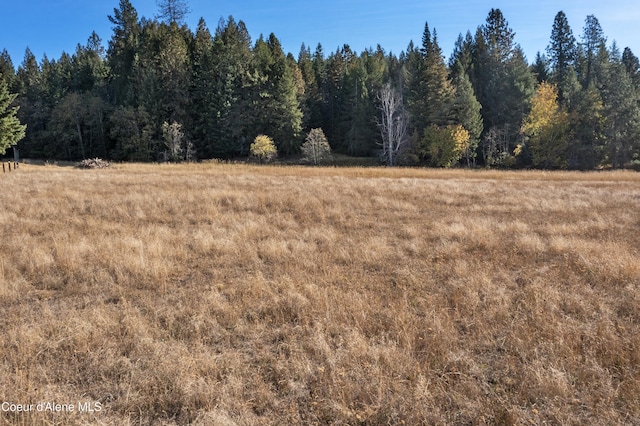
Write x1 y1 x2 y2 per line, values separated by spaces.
76 158 111 169
421 125 470 167
250 135 277 163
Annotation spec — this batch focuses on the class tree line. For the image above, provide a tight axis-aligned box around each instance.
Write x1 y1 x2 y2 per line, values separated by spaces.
0 0 639 169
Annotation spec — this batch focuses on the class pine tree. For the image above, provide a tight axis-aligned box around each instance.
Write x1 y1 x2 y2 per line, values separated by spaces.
323 46 349 151
189 17 216 158
109 106 155 160
0 50 15 90
210 16 253 158
73 32 109 94
134 20 191 129
450 61 483 166
297 44 315 130
423 29 454 126
479 8 517 130
14 48 48 158
483 8 515 63
547 11 576 103
469 27 488 106
578 15 608 89
622 47 640 86
0 79 26 154
108 0 140 106
532 52 550 84
407 22 454 137
600 45 640 168
561 63 603 169
448 31 474 77
473 10 535 166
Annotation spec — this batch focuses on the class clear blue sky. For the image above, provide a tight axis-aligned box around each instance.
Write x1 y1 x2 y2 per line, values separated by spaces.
1 0 639 68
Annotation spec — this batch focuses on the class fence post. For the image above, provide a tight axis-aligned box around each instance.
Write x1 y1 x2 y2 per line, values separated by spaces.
8 162 11 172
2 162 5 173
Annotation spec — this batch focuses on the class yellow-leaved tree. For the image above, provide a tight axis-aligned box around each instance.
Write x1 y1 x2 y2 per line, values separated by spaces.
521 82 569 168
250 135 277 163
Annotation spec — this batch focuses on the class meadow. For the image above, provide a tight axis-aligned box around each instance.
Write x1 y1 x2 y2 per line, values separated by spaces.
0 163 639 425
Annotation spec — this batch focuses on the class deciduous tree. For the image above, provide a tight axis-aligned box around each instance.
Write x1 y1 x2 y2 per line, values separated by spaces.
301 128 331 165
377 82 408 166
162 121 192 161
521 82 569 168
250 134 277 163
156 0 189 25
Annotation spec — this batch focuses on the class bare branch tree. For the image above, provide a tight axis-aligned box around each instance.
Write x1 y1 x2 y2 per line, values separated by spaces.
377 83 409 166
156 0 189 25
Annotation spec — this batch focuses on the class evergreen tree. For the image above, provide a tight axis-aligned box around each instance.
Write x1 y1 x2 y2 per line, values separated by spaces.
135 20 191 130
311 43 329 141
298 43 321 131
578 15 608 89
323 45 349 151
565 68 605 169
448 31 474 77
72 32 109 94
407 22 454 138
0 79 26 154
483 8 516 63
546 11 576 103
422 29 454 126
208 16 254 158
358 46 387 154
339 49 366 155
248 34 303 155
468 27 488 106
108 0 140 106
109 106 155 160
14 48 48 158
189 17 214 158
450 61 483 166
531 52 550 84
622 47 640 86
479 8 517 129
600 45 640 168
474 10 535 165
400 40 421 139
0 50 15 90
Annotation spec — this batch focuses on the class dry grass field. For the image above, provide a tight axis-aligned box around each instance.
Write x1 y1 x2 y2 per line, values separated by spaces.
0 163 639 425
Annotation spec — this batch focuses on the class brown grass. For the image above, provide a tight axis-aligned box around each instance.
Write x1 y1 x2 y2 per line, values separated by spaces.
0 163 639 425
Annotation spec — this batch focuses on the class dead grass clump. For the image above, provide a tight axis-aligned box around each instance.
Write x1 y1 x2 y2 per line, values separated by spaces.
0 164 638 424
